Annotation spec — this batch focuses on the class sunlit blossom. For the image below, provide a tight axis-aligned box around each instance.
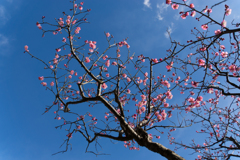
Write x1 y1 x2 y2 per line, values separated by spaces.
171 4 179 10
201 24 208 30
221 20 227 27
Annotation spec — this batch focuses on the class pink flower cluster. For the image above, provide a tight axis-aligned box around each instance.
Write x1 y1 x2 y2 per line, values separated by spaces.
36 22 42 29
75 27 81 34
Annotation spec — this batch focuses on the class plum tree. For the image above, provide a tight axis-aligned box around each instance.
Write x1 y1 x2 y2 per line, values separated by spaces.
25 0 240 159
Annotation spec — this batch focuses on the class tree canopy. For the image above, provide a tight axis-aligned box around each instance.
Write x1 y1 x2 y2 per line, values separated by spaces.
24 0 240 159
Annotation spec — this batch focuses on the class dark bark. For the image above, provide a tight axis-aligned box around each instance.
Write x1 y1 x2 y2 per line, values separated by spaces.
134 126 185 160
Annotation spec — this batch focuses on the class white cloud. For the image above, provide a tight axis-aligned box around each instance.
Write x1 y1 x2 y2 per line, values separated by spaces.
0 34 9 46
0 5 9 25
156 2 169 21
164 22 174 38
0 34 10 56
143 0 151 8
157 14 163 20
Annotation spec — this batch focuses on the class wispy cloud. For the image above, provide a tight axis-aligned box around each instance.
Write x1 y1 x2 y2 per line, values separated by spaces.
0 5 10 25
143 0 151 8
0 34 9 55
0 34 9 46
156 2 169 21
164 22 174 38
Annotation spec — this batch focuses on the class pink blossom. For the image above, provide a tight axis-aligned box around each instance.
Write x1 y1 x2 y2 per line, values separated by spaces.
191 81 198 88
141 95 146 100
166 0 171 4
66 133 72 138
144 72 148 77
207 88 213 94
152 58 158 63
207 9 212 13
161 80 170 88
38 76 44 81
191 11 196 17
127 77 131 82
66 19 70 25
41 82 47 86
75 27 81 34
181 14 187 19
85 57 90 63
89 42 96 49
69 70 74 75
229 65 236 72
112 61 117 66
36 22 42 29
141 107 146 112
58 20 64 26
185 106 191 112
53 31 58 35
198 59 205 66
157 115 162 122
166 65 172 70
196 96 203 102
164 103 169 108
68 85 72 88
165 90 173 99
122 73 127 78
214 30 221 35
56 48 61 52
106 32 110 37
55 54 59 59
24 45 29 52
221 20 227 27
201 24 208 30
161 110 167 120
102 83 108 89
50 81 54 86
188 97 195 104
171 4 179 10
79 6 83 10
53 58 58 64
105 60 110 67
220 45 225 50
221 51 228 58
189 3 194 8
199 47 206 52
225 8 232 16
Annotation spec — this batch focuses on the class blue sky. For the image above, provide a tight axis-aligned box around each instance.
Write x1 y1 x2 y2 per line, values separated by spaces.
1 0 240 159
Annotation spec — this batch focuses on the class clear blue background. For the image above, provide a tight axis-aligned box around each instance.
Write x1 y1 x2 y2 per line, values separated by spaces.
1 0 240 159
